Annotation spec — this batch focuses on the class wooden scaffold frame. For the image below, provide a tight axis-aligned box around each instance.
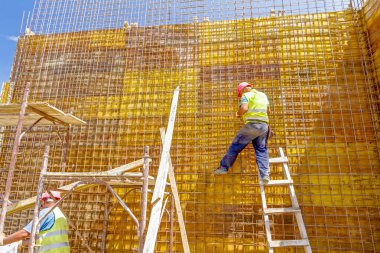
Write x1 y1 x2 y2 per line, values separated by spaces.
1 86 190 253
27 145 154 253
0 82 86 234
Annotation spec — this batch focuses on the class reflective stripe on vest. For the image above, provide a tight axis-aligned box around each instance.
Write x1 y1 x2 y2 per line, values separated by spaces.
242 89 269 124
245 116 270 121
247 108 267 113
37 230 68 240
36 242 70 253
36 208 70 253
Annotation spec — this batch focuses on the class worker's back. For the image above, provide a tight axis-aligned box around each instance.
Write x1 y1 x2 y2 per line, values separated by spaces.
241 89 269 124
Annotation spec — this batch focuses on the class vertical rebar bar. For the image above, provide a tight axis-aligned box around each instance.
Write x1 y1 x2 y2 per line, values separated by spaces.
139 146 150 252
28 145 50 253
0 82 31 233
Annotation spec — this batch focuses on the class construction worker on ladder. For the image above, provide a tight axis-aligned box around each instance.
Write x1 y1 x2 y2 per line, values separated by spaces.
0 191 70 252
214 82 271 184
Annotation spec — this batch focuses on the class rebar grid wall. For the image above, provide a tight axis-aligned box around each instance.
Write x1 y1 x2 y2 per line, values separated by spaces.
363 0 380 136
1 0 380 252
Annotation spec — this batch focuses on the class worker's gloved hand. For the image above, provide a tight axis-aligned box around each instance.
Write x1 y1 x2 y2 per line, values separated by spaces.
0 232 5 245
235 111 241 118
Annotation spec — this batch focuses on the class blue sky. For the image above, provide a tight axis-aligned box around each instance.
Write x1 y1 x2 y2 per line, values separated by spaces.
0 1 34 88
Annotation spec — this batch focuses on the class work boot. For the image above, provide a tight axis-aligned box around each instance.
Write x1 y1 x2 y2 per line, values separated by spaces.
214 168 228 175
262 175 270 184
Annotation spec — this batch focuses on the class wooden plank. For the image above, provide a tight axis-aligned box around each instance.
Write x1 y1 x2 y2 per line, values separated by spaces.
143 87 180 253
29 103 86 125
0 112 48 126
105 158 144 174
6 159 144 215
0 104 25 112
29 103 66 118
151 87 180 202
29 103 65 115
44 172 145 177
0 103 86 126
28 103 86 126
105 180 154 187
269 239 309 247
160 128 190 253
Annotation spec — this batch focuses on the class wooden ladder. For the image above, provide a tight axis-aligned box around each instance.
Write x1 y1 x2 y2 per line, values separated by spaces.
260 147 312 253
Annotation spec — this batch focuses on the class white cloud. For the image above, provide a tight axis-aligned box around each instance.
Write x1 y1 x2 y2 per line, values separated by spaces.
0 35 19 42
6 36 19 42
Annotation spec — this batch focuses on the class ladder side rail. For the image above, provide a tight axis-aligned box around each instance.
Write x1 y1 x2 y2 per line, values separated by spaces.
279 148 312 252
258 171 273 253
295 212 312 246
279 148 292 180
259 184 272 240
279 148 300 208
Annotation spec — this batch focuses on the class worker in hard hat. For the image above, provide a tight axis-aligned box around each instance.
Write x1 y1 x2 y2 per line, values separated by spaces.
214 82 271 184
0 191 70 252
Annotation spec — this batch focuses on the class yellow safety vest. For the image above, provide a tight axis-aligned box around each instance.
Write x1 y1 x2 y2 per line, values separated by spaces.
241 89 269 124
35 207 70 253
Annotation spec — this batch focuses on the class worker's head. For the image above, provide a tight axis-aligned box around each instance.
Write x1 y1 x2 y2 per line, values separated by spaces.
41 191 61 207
237 82 252 98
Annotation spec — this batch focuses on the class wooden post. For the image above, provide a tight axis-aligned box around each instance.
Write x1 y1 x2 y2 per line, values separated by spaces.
139 146 150 252
0 82 31 233
28 145 50 253
143 87 179 253
159 128 190 253
170 194 174 253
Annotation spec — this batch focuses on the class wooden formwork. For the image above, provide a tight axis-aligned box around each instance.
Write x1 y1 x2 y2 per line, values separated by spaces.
0 1 379 252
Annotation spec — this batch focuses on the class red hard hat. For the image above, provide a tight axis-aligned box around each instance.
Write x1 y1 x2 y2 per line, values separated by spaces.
41 191 61 201
237 82 252 98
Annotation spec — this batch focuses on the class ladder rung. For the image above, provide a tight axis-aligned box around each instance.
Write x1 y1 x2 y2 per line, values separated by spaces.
263 179 293 186
269 239 309 247
269 157 288 164
264 208 300 214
